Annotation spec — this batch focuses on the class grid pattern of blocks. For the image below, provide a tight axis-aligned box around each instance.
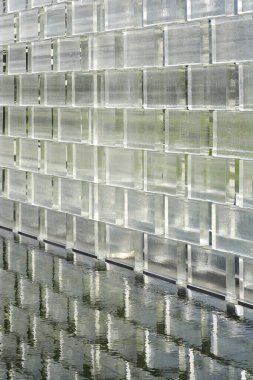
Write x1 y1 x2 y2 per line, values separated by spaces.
1 0 253 305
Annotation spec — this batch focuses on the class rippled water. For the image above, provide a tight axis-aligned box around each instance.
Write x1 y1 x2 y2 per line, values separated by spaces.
0 229 253 379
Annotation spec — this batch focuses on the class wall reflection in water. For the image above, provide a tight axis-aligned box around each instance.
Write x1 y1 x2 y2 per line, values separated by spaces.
0 230 253 380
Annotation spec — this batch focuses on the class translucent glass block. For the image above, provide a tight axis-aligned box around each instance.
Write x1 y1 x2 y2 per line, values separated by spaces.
93 108 123 147
55 38 81 72
164 22 208 66
239 160 253 208
105 70 142 108
239 63 253 110
31 107 52 139
31 41 51 73
143 0 185 25
73 73 96 107
20 204 39 237
0 136 14 167
127 190 164 234
91 32 123 70
32 0 52 5
147 235 177 280
8 43 26 74
188 0 234 19
146 152 177 194
74 145 94 181
45 141 67 176
60 178 81 215
212 16 253 63
32 173 53 208
7 0 26 12
124 28 163 68
19 9 39 42
106 147 143 189
0 107 3 135
241 258 253 304
41 73 66 106
7 107 26 137
124 109 163 150
215 111 253 158
0 76 14 105
8 169 26 202
19 139 38 171
105 0 142 30
46 210 66 246
96 184 124 225
58 108 85 143
19 75 39 105
214 204 253 256
238 0 253 13
0 199 15 229
167 197 209 245
188 64 236 110
72 1 95 35
0 14 14 44
75 218 96 255
143 68 186 109
165 110 211 154
189 156 232 203
189 247 226 295
44 4 66 38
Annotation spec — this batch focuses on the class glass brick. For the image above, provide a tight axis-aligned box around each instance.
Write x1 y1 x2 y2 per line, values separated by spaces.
31 107 52 139
241 257 253 304
41 73 66 106
45 141 67 176
143 0 185 25
74 145 95 181
75 218 96 255
19 139 38 172
105 0 142 30
0 198 15 229
0 136 14 167
72 1 95 35
143 68 186 108
19 75 39 105
146 152 177 194
238 160 253 208
7 0 26 12
91 32 123 70
7 107 27 138
238 0 253 13
58 108 83 143
20 203 39 237
46 210 66 246
44 4 66 38
188 0 234 20
60 178 81 215
8 43 26 74
93 108 123 147
124 28 163 68
0 14 14 44
32 173 53 208
96 184 124 226
239 63 253 110
8 169 26 202
55 37 81 72
19 9 39 42
105 70 142 108
31 40 51 73
72 73 96 107
0 76 14 105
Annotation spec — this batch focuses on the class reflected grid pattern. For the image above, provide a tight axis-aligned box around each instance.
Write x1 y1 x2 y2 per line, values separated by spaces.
0 0 253 305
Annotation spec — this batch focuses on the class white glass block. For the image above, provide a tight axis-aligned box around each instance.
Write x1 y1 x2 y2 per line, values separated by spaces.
213 16 253 63
188 0 234 19
96 184 124 225
44 4 65 38
189 65 236 110
0 136 14 167
93 108 123 147
8 169 26 202
165 110 211 154
19 75 38 105
124 28 163 68
91 32 123 70
147 235 177 280
239 160 253 208
46 210 66 245
20 139 38 171
105 70 142 108
31 41 51 73
32 107 52 139
73 73 96 107
74 145 94 181
7 0 26 12
167 197 209 245
106 147 143 189
124 109 163 150
0 198 15 229
105 0 142 30
7 107 26 137
0 108 3 135
32 0 52 5
241 258 253 304
19 9 39 42
0 14 14 44
143 68 186 109
8 43 26 74
239 63 253 110
0 47 3 74
32 174 52 208
189 156 231 203
60 178 81 215
75 218 96 255
72 1 95 35
42 73 66 106
215 111 253 158
20 204 39 237
58 108 84 142
143 0 185 25
55 38 81 72
214 204 253 256
190 247 226 295
165 22 208 66
146 152 177 194
45 141 67 176
127 190 164 234
239 0 253 13
0 76 14 105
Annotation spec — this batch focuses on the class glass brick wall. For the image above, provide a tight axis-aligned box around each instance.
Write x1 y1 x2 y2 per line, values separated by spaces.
0 0 253 305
